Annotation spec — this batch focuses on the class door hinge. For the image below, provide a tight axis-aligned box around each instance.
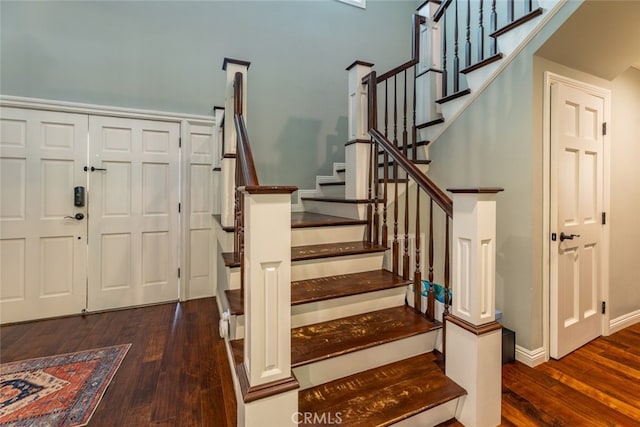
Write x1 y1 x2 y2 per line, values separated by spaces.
178 203 181 213
179 137 182 148
601 301 606 314
602 212 606 225
178 268 181 278
602 122 607 136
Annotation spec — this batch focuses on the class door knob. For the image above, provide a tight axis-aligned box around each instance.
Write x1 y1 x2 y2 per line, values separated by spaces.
84 166 107 172
560 232 580 242
65 213 85 220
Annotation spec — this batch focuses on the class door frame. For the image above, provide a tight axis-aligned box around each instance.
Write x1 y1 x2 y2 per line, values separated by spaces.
542 72 611 361
0 95 216 314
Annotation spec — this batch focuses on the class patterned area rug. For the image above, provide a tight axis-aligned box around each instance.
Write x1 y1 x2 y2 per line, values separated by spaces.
0 344 131 427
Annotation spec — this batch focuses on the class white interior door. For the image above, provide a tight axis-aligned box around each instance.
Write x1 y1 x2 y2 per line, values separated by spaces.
0 108 88 323
550 82 605 359
87 116 180 311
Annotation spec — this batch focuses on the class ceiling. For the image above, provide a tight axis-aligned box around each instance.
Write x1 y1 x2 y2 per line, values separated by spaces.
537 1 640 79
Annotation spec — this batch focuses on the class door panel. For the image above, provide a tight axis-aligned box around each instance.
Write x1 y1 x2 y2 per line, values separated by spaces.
550 83 604 359
0 108 88 323
87 116 179 311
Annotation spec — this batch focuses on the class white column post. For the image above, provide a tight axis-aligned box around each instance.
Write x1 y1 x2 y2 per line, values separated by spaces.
416 0 443 124
445 188 503 427
239 187 299 426
345 60 373 200
221 58 250 229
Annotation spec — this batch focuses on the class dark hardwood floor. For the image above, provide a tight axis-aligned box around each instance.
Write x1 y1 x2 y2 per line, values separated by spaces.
0 298 236 427
501 322 640 426
2 299 639 426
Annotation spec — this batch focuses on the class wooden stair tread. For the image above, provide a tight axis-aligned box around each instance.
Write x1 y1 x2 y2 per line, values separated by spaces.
435 88 471 104
298 352 466 426
223 241 386 268
292 241 387 262
416 116 445 129
291 306 439 367
377 139 430 154
225 269 410 315
301 196 369 203
291 212 366 228
460 53 503 74
230 306 440 369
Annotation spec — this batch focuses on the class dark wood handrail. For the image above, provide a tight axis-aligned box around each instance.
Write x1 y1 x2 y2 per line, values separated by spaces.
233 72 259 187
370 126 452 217
362 14 425 85
433 0 453 22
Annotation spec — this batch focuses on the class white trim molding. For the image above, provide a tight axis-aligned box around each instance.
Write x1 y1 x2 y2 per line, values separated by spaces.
609 309 640 335
0 95 215 124
515 345 547 367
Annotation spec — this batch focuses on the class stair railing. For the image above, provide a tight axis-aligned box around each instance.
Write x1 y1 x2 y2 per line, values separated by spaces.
361 14 451 323
364 70 452 324
430 0 543 100
222 59 299 422
359 11 505 424
232 71 257 295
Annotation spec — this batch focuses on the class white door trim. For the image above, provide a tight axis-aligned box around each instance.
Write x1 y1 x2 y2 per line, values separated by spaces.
0 95 215 124
542 71 611 361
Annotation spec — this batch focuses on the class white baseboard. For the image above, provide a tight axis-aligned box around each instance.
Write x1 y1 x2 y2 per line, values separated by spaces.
609 309 640 335
515 345 547 367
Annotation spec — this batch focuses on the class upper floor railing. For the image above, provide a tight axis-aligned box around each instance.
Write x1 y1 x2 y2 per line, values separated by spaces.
429 0 543 99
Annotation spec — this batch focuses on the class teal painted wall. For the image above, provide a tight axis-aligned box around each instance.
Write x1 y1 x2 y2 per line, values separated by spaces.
0 0 417 189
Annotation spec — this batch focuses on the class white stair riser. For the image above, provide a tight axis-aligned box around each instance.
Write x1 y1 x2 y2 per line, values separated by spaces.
302 199 368 220
228 286 407 340
291 286 406 328
292 224 365 246
225 251 385 289
391 399 462 427
292 252 385 281
464 60 502 92
440 95 469 125
294 331 438 390
496 18 541 57
319 184 346 198
417 123 444 142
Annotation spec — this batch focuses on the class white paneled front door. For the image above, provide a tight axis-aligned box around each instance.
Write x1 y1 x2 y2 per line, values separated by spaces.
1 108 183 323
550 82 605 359
0 108 88 323
87 116 180 311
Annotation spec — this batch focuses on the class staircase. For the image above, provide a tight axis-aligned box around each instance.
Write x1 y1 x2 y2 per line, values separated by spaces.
220 207 466 426
212 0 568 423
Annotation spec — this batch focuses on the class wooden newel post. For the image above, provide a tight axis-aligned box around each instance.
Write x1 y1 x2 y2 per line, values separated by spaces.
221 58 250 229
239 186 299 426
445 188 503 427
345 60 374 200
